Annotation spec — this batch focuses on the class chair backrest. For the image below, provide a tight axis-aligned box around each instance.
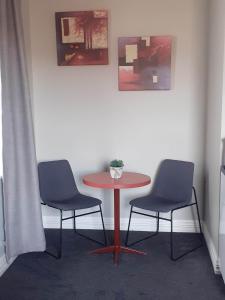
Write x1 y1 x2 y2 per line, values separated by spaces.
38 160 78 203
152 159 194 203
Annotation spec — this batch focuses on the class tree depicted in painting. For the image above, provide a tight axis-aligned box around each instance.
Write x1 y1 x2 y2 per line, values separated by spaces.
55 10 108 66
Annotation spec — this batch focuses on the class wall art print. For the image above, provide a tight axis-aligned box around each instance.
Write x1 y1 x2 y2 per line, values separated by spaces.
118 36 172 91
55 10 108 66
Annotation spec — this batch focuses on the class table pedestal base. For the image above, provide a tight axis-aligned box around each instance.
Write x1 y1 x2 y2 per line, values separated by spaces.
90 189 147 264
90 245 146 264
83 173 151 265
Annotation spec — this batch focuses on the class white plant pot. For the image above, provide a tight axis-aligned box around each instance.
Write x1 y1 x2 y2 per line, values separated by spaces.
110 167 123 179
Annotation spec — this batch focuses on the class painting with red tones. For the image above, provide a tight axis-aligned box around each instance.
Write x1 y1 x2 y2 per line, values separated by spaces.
55 10 108 66
118 36 172 90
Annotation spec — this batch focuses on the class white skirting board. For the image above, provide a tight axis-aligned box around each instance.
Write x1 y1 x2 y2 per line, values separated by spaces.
202 223 220 274
42 215 201 233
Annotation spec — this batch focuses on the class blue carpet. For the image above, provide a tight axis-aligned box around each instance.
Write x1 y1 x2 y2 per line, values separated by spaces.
0 230 224 300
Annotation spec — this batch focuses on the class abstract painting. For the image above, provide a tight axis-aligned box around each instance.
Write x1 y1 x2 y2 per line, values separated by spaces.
55 10 108 66
118 36 172 90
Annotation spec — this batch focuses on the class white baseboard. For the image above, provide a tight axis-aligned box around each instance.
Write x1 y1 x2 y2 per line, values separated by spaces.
202 223 220 274
0 254 15 277
43 215 201 233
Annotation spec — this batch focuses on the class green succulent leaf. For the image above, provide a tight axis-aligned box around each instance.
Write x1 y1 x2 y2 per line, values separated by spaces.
110 159 124 168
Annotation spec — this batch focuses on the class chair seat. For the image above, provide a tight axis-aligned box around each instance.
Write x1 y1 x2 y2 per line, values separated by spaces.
45 193 101 211
130 194 190 213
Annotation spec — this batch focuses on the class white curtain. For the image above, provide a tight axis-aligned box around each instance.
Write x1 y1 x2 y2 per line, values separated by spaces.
0 0 46 259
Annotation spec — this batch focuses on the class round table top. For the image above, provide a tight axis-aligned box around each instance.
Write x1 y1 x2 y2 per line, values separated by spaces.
83 171 151 189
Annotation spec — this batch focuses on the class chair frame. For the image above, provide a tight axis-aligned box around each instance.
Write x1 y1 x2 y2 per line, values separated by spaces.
42 203 107 259
125 187 203 261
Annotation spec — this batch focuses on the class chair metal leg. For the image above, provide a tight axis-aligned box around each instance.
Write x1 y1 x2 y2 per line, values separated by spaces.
45 209 63 259
59 210 63 258
156 212 160 232
125 188 203 260
73 210 76 232
193 187 203 237
45 205 107 259
125 206 133 246
99 205 107 246
170 189 203 261
125 206 159 247
170 211 174 260
73 206 107 246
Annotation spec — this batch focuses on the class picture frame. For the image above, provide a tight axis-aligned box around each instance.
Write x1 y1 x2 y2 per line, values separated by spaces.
55 10 108 66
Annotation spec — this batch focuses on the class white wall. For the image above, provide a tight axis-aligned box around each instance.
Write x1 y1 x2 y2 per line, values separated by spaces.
26 0 208 228
204 0 225 259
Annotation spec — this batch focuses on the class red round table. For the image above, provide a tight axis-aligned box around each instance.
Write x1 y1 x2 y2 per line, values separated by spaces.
83 171 151 264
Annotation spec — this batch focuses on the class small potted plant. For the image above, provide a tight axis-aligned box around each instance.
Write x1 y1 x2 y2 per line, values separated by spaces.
110 159 124 179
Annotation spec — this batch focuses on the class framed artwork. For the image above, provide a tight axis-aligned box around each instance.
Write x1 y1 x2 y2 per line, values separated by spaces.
118 36 172 91
55 10 108 66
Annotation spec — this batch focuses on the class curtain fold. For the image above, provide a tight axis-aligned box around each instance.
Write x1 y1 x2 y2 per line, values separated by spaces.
0 0 46 259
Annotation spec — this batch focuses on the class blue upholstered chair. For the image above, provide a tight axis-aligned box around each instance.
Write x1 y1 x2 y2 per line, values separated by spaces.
38 160 107 259
125 159 203 260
